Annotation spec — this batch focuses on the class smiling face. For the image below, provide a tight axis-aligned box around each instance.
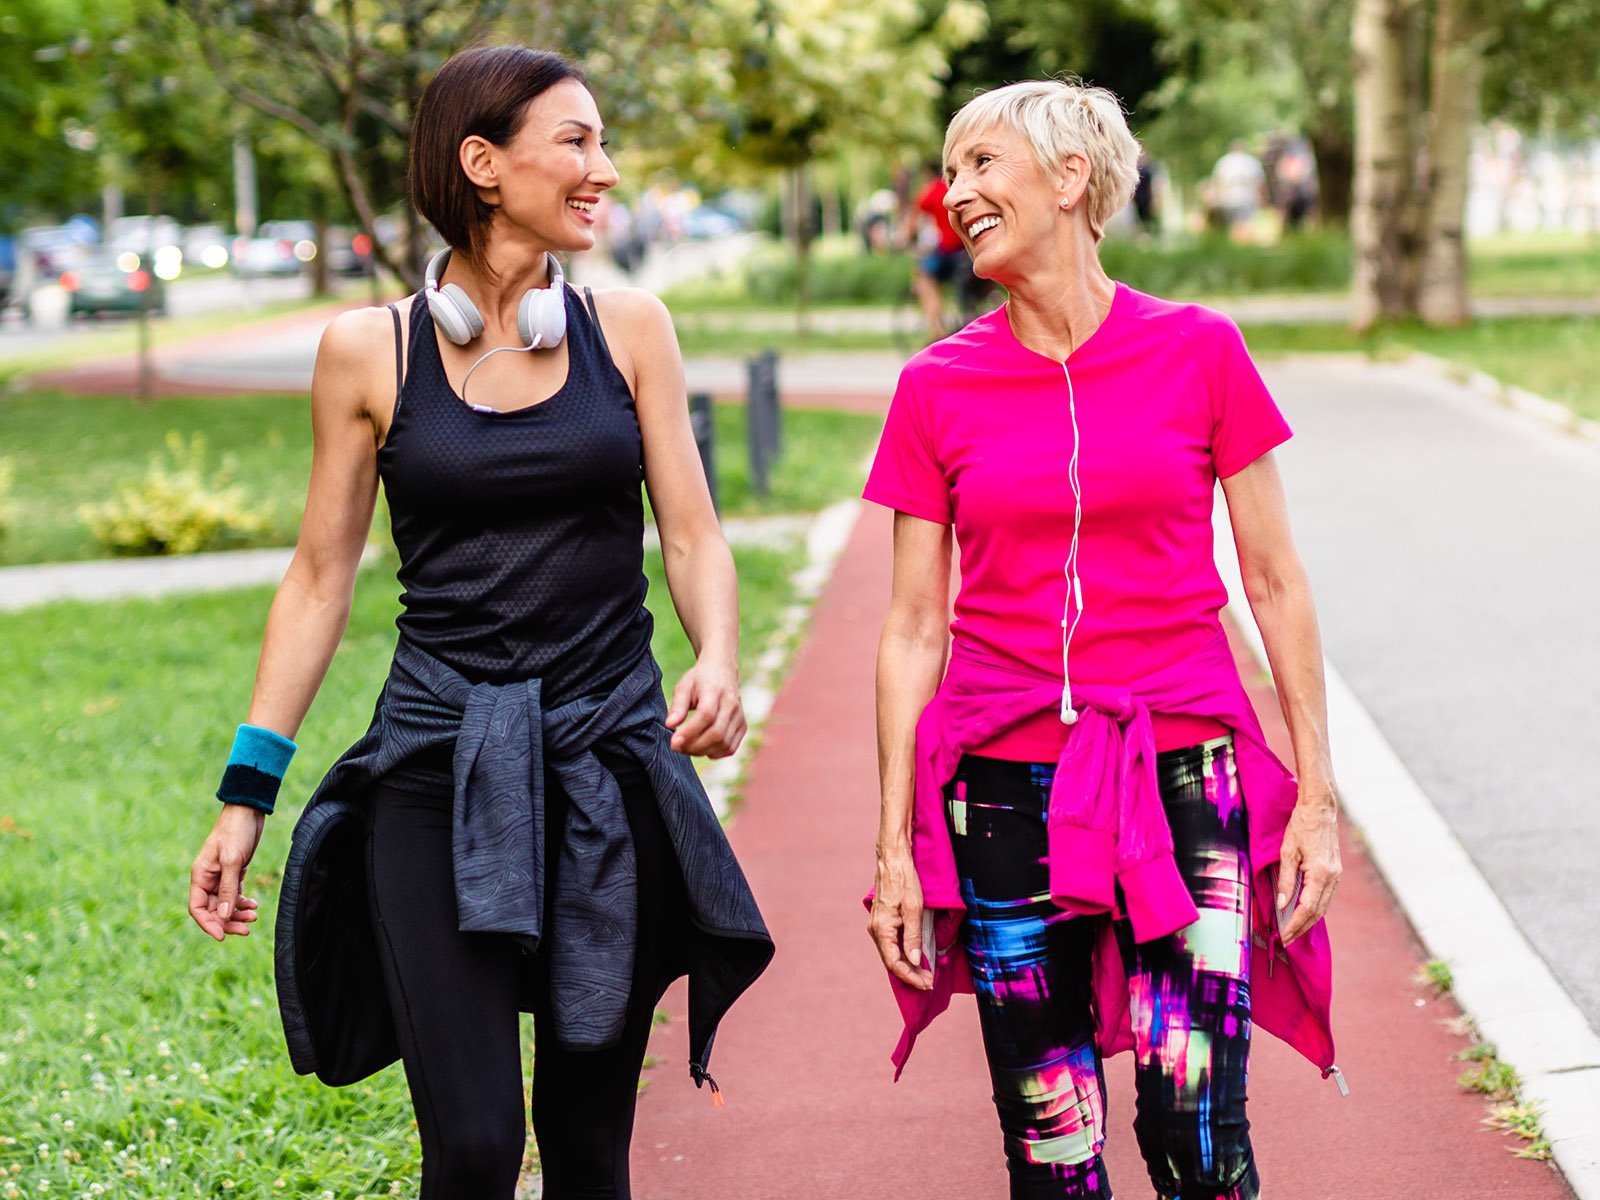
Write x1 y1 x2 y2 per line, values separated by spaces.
943 120 1069 286
480 78 619 254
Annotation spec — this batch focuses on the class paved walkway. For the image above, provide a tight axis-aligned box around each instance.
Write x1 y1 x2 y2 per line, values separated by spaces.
0 517 812 612
1259 358 1600 1030
23 290 1600 402
631 502 1575 1198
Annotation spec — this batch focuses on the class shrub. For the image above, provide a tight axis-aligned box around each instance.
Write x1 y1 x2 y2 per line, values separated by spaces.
80 431 270 556
1098 230 1352 296
742 243 915 305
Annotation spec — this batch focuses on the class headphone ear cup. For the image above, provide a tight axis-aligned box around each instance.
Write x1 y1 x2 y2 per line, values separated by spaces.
518 285 567 349
429 282 484 345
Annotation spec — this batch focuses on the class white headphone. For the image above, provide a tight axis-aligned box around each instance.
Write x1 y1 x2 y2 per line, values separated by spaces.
424 246 567 348
425 247 567 405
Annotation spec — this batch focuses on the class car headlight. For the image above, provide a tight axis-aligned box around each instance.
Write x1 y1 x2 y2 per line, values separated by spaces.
153 245 183 281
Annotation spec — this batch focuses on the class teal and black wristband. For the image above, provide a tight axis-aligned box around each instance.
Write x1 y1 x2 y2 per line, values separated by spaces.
216 724 297 815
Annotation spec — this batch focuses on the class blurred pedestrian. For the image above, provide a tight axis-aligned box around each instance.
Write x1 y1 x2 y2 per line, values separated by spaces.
1210 139 1268 241
1132 148 1158 234
866 79 1342 1199
187 43 772 1199
1274 140 1318 232
859 187 899 254
900 159 975 340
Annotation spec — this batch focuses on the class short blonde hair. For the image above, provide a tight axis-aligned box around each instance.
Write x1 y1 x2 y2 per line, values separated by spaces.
944 80 1141 242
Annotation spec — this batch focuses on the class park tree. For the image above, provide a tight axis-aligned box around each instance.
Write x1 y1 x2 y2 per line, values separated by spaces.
1125 0 1356 223
169 0 500 290
942 0 1167 124
1351 0 1598 329
169 0 754 291
688 0 986 327
1 0 233 229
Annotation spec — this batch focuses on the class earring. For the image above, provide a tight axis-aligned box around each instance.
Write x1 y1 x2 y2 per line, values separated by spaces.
1060 197 1072 210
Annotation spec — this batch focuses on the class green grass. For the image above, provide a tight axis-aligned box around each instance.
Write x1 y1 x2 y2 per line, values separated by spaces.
0 394 313 565
0 536 807 1196
1417 958 1455 995
1240 314 1600 423
0 393 883 566
1469 230 1600 298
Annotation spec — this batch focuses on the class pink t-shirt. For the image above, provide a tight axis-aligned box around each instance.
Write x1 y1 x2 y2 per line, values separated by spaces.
864 283 1291 759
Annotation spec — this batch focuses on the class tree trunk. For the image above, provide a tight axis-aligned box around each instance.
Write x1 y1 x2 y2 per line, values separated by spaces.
790 167 812 334
311 213 332 298
1352 0 1420 330
1309 127 1354 226
1418 0 1485 326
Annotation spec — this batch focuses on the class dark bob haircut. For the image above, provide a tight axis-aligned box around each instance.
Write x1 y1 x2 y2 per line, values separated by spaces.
409 45 585 271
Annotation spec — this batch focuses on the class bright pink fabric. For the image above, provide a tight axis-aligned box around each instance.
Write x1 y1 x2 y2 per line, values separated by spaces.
879 635 1336 1082
864 284 1292 757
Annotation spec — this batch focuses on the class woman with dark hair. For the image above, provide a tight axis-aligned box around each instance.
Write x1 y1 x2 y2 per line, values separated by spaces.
187 45 772 1198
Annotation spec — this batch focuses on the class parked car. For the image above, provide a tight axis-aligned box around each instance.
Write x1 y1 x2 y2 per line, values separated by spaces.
109 214 182 256
61 251 167 317
323 225 376 276
0 236 40 321
680 205 745 239
21 224 94 280
182 223 231 271
231 219 318 277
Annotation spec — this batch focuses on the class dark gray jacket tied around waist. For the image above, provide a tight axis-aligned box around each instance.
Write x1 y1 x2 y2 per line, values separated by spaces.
274 638 774 1088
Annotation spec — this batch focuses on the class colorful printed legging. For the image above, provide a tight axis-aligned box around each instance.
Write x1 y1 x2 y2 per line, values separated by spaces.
946 738 1257 1200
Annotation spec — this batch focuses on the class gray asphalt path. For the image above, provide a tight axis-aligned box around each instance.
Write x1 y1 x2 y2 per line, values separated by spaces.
1261 356 1600 1031
0 274 315 359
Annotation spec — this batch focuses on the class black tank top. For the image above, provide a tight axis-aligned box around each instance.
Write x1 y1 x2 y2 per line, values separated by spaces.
377 286 653 707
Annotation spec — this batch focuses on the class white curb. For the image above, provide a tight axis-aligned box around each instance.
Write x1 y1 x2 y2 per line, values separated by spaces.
1214 498 1600 1196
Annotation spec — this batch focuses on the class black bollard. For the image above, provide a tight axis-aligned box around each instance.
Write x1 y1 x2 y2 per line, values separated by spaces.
746 349 780 497
689 390 718 513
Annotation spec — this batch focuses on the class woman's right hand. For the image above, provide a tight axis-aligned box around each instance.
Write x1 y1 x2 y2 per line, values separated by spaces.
188 805 266 942
869 846 935 991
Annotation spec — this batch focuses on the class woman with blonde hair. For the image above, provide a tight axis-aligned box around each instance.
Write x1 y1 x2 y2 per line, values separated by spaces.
866 80 1341 1198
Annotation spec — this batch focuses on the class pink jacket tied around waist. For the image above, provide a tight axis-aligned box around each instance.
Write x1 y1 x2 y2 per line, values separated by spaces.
879 633 1337 1083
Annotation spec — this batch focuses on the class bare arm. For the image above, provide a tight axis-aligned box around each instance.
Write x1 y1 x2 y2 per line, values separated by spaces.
188 307 387 941
606 288 743 758
247 313 386 736
868 512 952 989
1221 451 1342 943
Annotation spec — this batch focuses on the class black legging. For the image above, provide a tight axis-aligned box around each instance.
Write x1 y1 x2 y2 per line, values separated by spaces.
365 754 691 1198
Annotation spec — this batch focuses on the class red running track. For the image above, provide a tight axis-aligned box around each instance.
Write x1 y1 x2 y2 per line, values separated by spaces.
632 502 1573 1200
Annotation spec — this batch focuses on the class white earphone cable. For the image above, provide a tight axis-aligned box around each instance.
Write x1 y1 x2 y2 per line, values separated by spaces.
460 336 544 409
1060 362 1084 725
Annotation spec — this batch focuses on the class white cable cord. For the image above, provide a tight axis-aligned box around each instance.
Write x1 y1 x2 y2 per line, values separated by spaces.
1060 362 1084 724
460 335 543 410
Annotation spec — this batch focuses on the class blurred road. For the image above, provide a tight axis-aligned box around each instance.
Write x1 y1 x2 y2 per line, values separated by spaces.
1262 357 1600 1029
0 273 316 360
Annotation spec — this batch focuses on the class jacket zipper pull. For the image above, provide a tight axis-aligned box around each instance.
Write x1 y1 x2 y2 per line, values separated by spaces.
690 1062 726 1109
1323 1064 1350 1096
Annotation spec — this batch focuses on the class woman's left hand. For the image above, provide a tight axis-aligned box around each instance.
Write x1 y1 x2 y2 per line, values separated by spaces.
1275 780 1342 945
665 660 746 758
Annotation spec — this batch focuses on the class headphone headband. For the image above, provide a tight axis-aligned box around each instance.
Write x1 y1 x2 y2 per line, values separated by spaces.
423 246 567 351
424 247 565 293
